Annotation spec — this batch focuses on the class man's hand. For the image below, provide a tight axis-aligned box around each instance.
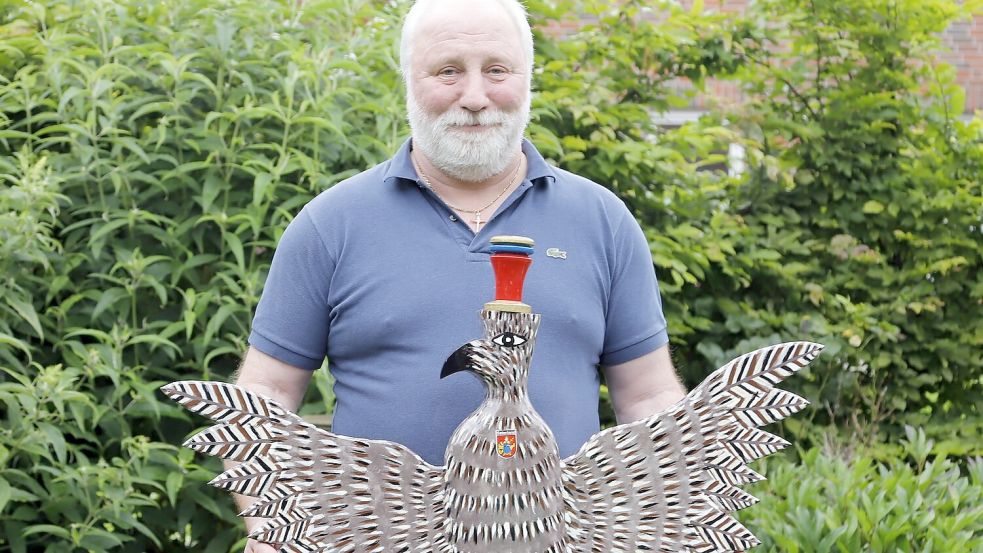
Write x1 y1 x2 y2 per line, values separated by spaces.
244 539 278 553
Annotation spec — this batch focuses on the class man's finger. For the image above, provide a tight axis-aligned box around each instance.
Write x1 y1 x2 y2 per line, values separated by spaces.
244 539 279 553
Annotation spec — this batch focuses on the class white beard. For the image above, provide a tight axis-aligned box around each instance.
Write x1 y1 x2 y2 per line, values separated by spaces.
407 91 530 183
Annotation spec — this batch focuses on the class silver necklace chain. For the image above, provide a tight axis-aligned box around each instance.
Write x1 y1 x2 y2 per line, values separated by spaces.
412 153 524 231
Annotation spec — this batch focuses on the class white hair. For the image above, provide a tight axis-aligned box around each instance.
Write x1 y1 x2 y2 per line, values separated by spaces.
398 0 535 81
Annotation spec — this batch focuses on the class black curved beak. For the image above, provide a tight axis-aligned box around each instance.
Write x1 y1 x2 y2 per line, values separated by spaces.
441 345 473 379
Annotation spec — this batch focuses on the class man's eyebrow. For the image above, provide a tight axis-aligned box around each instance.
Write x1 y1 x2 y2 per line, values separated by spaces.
427 53 516 68
483 54 514 65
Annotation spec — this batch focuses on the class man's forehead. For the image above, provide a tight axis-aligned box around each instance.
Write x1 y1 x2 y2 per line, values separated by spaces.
414 1 519 43
414 5 523 61
418 33 520 63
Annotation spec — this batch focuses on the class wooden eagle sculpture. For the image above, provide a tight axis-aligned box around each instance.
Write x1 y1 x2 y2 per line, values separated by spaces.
162 235 822 553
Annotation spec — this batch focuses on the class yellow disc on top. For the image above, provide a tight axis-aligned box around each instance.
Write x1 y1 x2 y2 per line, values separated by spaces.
490 235 535 247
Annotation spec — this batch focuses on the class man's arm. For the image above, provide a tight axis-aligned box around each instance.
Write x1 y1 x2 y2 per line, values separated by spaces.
602 344 685 424
234 345 314 411
229 346 315 552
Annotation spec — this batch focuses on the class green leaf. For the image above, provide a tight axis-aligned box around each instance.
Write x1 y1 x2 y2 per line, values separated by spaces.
252 172 274 206
203 303 240 346
2 521 26 553
223 232 245 271
0 478 11 513
126 334 181 355
0 332 31 359
165 472 182 507
91 288 130 321
77 528 125 549
36 423 66 464
22 524 70 539
862 200 885 214
89 217 131 250
3 296 43 339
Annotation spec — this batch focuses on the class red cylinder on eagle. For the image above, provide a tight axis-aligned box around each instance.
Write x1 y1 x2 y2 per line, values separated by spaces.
486 236 535 313
491 254 532 302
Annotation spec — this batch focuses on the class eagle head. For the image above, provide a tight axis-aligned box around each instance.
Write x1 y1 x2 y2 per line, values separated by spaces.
441 309 540 388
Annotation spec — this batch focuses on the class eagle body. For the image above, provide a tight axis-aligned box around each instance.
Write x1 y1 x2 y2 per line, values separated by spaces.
164 292 821 553
443 399 567 552
442 311 568 553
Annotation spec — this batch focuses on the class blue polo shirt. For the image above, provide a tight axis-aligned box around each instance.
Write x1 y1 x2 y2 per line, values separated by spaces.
249 139 668 465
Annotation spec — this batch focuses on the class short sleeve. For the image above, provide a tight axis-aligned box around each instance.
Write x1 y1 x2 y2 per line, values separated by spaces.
248 208 334 370
599 212 669 366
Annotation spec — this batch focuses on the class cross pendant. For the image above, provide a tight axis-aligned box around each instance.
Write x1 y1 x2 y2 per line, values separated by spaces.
473 212 482 232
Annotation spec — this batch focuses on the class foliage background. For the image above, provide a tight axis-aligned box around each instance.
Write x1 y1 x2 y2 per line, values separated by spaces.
0 0 980 551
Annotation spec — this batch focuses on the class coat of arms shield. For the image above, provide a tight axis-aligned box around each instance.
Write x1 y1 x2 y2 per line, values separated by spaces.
496 429 517 459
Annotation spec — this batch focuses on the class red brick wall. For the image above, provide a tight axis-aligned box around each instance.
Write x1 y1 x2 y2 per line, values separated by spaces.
943 14 983 114
541 3 982 114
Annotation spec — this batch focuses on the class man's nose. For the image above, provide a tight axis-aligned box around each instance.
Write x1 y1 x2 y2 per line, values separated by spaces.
457 74 491 112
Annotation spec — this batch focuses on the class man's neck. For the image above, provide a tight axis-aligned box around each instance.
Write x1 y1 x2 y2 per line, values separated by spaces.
411 146 528 232
412 147 524 194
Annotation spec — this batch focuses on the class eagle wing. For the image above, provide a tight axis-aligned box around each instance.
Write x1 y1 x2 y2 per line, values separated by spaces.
161 381 450 553
560 341 821 553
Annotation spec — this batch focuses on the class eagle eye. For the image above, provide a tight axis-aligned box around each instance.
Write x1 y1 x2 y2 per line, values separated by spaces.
492 332 527 347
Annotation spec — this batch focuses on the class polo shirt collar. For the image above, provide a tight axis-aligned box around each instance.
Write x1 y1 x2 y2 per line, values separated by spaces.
384 139 419 184
383 138 558 185
521 139 557 184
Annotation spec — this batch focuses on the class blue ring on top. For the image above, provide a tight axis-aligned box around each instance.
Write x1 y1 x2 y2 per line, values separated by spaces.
489 244 534 256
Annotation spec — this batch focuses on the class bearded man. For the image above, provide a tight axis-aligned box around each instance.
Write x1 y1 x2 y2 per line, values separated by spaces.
233 1 685 551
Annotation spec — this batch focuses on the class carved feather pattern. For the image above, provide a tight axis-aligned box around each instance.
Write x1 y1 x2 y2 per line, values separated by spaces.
561 340 821 552
723 427 790 463
163 381 282 424
184 422 277 461
733 388 809 428
160 381 449 552
163 335 821 552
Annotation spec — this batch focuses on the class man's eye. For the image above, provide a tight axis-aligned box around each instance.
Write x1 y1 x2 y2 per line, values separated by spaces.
492 332 527 347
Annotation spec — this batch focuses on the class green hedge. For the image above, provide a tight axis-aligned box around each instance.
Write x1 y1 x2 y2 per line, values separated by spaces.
1 0 981 550
1 0 403 549
715 0 983 436
742 429 983 552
